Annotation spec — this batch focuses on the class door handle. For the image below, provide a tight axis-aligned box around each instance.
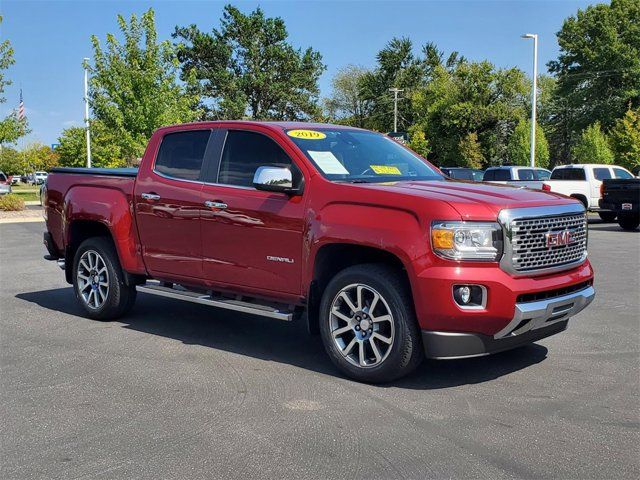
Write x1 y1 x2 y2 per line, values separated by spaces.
141 193 161 201
204 200 228 210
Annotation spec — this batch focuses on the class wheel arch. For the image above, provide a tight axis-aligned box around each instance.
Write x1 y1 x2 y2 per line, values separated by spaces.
570 194 588 209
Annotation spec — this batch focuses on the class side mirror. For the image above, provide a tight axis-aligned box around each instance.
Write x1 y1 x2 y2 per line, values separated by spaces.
253 166 302 195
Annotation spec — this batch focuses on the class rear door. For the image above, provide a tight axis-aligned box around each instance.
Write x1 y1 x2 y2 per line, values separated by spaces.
134 129 215 279
199 128 307 295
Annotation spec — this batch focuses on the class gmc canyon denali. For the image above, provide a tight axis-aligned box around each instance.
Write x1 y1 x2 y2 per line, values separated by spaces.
43 121 595 382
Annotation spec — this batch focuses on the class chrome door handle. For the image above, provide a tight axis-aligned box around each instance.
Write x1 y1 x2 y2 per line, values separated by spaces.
141 193 161 201
204 201 228 209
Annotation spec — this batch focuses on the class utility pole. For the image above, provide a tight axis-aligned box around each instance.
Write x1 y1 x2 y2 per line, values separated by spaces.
83 58 92 168
522 34 538 168
389 87 404 133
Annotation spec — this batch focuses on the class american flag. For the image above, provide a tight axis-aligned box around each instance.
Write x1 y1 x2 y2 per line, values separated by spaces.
18 89 25 121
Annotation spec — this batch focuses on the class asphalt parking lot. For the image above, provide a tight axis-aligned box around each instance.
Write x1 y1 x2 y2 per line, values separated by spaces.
1 218 638 479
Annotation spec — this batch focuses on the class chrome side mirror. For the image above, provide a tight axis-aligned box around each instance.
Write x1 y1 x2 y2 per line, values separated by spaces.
253 166 302 194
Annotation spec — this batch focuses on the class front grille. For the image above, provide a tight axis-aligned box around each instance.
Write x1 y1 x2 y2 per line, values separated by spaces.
509 212 587 272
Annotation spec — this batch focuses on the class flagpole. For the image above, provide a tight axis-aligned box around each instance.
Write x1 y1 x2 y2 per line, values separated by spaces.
83 58 92 168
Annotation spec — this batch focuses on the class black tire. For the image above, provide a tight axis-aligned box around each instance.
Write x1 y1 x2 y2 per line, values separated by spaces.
319 264 423 383
598 211 617 222
618 214 640 231
72 237 137 320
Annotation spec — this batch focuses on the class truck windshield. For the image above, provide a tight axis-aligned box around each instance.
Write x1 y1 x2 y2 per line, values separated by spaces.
286 128 443 183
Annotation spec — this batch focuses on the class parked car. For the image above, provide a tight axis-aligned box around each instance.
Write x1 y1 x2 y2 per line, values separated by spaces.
542 164 634 221
440 167 484 181
32 171 48 185
0 171 11 195
483 166 551 189
43 121 595 383
10 174 21 185
599 178 640 230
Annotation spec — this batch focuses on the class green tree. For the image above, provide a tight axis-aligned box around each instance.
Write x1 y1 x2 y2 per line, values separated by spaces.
507 119 550 168
56 120 125 168
0 146 23 174
22 143 59 172
173 5 325 120
548 0 640 135
0 16 28 145
407 125 431 158
324 65 371 127
609 107 640 171
89 9 201 161
572 122 614 164
458 132 484 169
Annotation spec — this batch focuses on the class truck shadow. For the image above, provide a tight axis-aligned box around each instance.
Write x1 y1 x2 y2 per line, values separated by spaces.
16 288 549 390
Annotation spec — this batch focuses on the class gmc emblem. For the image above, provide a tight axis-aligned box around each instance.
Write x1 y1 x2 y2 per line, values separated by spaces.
546 230 574 248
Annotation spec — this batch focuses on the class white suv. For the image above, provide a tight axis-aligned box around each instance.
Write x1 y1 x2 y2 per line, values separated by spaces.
483 166 551 189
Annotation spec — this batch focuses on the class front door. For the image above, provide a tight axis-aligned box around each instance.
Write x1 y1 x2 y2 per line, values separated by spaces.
134 129 214 279
200 129 306 295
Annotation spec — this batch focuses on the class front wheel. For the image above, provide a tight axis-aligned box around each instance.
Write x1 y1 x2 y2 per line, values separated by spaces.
319 264 423 383
618 213 640 231
598 211 617 222
73 237 137 320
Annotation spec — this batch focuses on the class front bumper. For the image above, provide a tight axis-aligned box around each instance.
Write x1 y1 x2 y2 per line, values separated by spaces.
422 285 595 359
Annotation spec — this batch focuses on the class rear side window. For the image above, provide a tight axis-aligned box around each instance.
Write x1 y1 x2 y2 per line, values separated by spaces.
155 130 211 181
613 168 633 179
0 172 6 182
536 169 551 180
593 168 612 180
218 130 294 188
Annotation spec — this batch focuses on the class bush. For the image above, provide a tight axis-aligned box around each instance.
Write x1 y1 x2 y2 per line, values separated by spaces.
0 194 25 211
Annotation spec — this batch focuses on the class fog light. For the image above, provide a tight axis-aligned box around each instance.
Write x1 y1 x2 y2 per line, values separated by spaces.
453 285 486 309
459 286 471 304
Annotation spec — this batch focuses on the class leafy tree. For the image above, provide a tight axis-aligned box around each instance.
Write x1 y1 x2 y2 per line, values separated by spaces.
571 122 614 164
324 65 371 127
0 146 23 174
173 5 325 120
407 125 430 158
609 107 640 171
548 0 640 135
0 16 28 145
506 119 550 168
458 132 484 169
56 120 125 168
89 9 201 161
22 143 59 172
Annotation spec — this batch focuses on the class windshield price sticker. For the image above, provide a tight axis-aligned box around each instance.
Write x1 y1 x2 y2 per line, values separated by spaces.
287 129 327 140
370 165 402 175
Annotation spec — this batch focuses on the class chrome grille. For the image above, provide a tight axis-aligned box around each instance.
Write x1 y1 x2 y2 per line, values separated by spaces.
509 212 587 272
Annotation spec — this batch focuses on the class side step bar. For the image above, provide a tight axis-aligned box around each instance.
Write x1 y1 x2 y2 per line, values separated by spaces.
137 281 294 321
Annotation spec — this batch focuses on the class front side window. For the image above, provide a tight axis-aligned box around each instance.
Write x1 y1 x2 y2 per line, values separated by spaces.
536 169 551 180
518 169 535 181
218 130 296 188
155 130 211 181
493 169 511 181
614 168 633 179
593 167 612 180
286 129 441 183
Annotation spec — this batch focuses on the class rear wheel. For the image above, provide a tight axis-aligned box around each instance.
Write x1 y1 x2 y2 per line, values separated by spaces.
598 211 617 222
618 214 639 231
73 237 137 320
319 264 423 383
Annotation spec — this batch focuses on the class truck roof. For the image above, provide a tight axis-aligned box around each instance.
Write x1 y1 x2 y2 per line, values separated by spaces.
155 120 365 134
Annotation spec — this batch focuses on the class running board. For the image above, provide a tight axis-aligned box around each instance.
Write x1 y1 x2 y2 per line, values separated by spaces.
137 281 293 321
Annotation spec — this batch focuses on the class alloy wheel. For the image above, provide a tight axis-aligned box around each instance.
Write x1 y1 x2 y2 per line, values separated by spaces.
77 250 109 309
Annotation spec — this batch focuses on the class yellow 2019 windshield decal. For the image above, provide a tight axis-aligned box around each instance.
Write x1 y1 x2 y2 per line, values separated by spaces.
287 129 326 140
370 165 402 175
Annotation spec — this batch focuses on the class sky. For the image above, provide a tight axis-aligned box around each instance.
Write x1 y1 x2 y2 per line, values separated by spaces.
1 0 600 146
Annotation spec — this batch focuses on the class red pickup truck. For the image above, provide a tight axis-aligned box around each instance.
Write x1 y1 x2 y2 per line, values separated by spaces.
43 121 595 382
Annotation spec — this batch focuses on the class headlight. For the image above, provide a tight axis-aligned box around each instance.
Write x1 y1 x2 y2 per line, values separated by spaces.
431 221 503 261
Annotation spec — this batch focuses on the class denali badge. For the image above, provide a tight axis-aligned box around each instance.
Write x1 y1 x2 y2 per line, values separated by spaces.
546 230 574 248
266 255 294 264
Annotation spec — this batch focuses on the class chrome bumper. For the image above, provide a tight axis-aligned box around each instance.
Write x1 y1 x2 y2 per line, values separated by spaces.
494 286 595 339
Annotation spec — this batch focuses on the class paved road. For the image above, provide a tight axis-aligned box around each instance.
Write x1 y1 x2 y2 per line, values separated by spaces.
1 219 638 479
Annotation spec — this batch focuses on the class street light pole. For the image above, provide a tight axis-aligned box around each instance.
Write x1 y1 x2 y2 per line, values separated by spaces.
389 87 404 132
522 33 538 168
83 58 92 168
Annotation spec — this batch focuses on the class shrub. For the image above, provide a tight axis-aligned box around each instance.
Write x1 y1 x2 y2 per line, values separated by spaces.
0 194 25 211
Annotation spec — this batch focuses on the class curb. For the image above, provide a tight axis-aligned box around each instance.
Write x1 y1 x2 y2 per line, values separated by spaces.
0 217 44 224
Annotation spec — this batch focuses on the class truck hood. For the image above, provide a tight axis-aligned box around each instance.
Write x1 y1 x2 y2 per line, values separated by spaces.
355 179 574 220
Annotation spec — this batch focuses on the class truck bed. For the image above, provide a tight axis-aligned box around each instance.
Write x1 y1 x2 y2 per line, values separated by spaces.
49 167 138 177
